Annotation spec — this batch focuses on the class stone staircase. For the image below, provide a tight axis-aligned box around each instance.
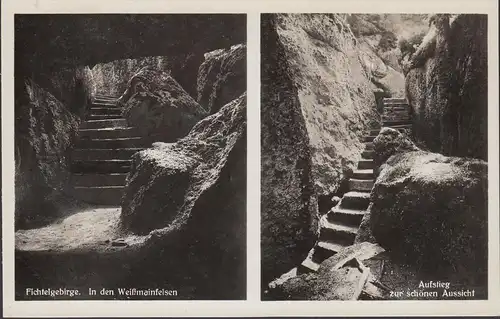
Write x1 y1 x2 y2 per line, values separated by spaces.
69 94 149 205
298 97 412 273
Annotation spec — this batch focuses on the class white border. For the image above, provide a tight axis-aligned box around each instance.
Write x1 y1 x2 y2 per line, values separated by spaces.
2 0 499 317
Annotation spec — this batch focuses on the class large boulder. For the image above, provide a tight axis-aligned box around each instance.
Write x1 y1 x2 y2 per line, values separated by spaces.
372 127 420 169
119 68 208 143
370 128 488 283
120 93 246 299
405 14 487 160
260 15 320 286
261 14 410 198
15 70 94 228
197 44 246 114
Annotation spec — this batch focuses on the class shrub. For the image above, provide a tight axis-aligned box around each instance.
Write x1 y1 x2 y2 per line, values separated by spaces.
398 30 427 57
378 31 398 51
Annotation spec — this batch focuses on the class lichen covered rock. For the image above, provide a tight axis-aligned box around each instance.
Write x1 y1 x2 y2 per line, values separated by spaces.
261 14 410 198
91 56 170 96
370 128 487 281
15 78 83 227
372 127 420 168
119 68 208 142
405 14 487 159
261 15 320 286
197 44 246 114
120 93 246 299
267 242 386 300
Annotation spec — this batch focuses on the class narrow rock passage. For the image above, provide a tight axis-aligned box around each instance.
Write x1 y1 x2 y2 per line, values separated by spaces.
70 94 150 205
15 94 153 300
298 97 412 273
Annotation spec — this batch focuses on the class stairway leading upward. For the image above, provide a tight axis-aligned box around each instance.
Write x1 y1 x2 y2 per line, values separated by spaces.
299 97 412 273
70 94 150 205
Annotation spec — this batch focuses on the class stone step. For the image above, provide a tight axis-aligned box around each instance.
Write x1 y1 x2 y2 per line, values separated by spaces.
389 124 412 129
383 97 407 103
71 148 142 161
88 114 123 121
328 207 366 226
349 178 374 192
384 106 409 112
75 137 147 149
312 241 346 263
362 135 377 143
362 149 374 159
90 107 122 116
71 173 128 187
382 118 411 125
358 159 374 169
352 169 373 180
383 103 409 108
340 191 371 210
383 112 410 119
72 186 124 205
92 99 118 107
79 127 139 139
365 142 374 150
71 160 132 174
94 94 118 99
382 119 412 126
298 257 320 273
92 102 119 108
319 215 358 244
80 119 127 129
92 98 118 104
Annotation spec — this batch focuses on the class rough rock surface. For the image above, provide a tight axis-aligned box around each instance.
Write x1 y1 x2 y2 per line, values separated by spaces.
405 14 487 159
262 14 410 197
119 68 208 142
267 242 386 300
197 44 246 114
372 127 420 169
91 56 169 96
261 14 411 285
261 15 320 286
15 15 246 83
120 93 246 299
370 128 487 282
15 72 94 228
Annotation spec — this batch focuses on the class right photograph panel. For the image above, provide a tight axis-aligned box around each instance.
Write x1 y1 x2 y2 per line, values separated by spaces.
261 13 488 301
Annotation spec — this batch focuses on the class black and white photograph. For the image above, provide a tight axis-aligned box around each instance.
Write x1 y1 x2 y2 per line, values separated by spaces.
2 0 499 317
13 14 247 300
261 13 488 300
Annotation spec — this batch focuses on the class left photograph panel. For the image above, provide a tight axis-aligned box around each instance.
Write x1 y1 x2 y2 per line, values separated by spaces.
14 14 247 300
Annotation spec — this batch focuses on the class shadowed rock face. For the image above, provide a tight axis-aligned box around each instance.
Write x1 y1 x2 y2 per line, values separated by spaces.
260 15 319 287
197 44 246 114
119 69 208 143
370 128 487 285
120 93 246 299
405 14 487 160
15 14 246 79
15 70 95 228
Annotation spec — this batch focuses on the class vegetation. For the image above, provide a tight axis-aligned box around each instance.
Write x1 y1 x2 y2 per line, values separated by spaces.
398 30 427 58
